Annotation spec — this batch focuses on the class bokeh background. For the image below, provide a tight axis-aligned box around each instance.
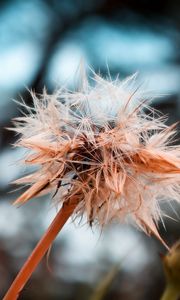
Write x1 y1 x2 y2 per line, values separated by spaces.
0 1 180 299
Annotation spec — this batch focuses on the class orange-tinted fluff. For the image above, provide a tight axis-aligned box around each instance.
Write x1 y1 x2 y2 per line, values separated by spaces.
13 72 180 244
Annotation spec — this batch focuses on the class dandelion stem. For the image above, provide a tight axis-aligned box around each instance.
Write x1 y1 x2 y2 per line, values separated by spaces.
2 199 78 300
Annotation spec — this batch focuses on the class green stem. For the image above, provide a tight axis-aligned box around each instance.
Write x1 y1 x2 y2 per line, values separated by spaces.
161 284 179 300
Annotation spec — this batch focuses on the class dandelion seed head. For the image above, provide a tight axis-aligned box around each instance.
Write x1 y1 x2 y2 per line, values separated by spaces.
12 69 180 244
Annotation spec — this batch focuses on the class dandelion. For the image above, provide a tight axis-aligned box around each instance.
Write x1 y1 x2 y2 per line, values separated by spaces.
3 69 180 299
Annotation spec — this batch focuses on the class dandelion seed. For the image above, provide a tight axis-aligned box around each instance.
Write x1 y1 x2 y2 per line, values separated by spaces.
13 71 180 237
3 68 180 299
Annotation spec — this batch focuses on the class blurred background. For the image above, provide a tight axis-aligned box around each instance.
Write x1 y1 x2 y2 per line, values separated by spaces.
0 0 180 299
